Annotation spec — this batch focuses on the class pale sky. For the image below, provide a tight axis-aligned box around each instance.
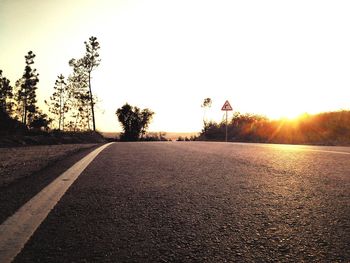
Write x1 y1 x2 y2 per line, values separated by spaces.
1 0 350 132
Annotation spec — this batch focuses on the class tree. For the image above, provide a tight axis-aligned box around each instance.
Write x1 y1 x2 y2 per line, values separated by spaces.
140 109 154 138
84 36 100 131
0 71 23 133
201 97 212 132
116 103 154 141
0 70 13 115
16 51 39 126
0 110 26 134
29 110 51 131
46 74 69 131
201 97 212 108
67 58 91 131
69 36 100 131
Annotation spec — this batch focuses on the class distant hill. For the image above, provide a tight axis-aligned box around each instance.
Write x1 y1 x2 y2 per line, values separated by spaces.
164 132 199 141
101 132 120 139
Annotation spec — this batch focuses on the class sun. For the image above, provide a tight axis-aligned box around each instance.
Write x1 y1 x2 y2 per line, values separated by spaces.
267 107 305 120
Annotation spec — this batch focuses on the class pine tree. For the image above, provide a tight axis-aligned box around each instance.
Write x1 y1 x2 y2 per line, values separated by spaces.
84 36 100 131
69 37 100 131
47 74 69 130
0 70 13 115
201 98 212 133
17 51 39 126
67 59 91 131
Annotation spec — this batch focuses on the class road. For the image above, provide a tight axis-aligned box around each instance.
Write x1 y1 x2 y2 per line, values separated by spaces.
2 142 350 262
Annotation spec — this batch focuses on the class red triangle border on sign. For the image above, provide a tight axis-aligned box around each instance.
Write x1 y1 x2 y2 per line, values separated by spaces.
221 100 233 111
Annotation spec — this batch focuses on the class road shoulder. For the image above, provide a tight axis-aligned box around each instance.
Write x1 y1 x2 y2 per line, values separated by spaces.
0 144 101 224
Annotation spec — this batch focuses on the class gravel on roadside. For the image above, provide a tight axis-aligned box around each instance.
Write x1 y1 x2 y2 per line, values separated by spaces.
0 144 98 187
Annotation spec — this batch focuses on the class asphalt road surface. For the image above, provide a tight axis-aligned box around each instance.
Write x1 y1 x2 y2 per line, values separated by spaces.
4 142 350 262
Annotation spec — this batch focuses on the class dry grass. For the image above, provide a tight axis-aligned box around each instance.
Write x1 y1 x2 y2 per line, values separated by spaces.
0 144 97 187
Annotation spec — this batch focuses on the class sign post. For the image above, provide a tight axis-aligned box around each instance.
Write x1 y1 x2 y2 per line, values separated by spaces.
221 100 233 142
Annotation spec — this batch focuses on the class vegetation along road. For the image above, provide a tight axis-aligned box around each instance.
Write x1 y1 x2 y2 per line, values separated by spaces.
1 142 350 262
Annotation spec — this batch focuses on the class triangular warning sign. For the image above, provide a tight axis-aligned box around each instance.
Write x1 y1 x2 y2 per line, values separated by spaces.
221 100 233 111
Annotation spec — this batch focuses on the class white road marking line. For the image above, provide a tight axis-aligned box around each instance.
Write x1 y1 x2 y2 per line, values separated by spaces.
0 142 114 263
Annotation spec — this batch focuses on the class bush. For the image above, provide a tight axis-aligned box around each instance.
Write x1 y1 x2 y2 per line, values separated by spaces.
0 111 26 135
199 111 350 146
116 103 154 141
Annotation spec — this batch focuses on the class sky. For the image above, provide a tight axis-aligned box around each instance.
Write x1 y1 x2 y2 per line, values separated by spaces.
1 0 350 132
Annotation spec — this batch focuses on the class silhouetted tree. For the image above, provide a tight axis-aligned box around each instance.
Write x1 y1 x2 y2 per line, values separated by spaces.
0 70 13 115
16 51 39 126
116 103 154 141
201 98 212 108
201 97 212 132
0 110 26 134
84 36 100 131
69 36 100 131
29 110 51 131
140 109 154 138
68 58 91 131
46 74 69 131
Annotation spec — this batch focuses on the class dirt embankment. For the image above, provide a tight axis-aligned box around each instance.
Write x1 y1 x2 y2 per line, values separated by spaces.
0 144 98 187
